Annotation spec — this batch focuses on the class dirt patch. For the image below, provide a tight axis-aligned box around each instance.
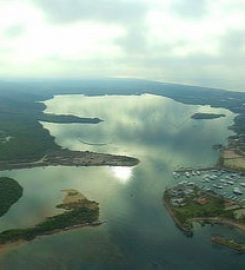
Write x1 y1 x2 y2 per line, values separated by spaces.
61 189 86 204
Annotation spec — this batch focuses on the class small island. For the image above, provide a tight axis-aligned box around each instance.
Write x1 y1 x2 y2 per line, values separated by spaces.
38 113 103 124
191 113 225 120
0 189 101 247
0 177 23 217
163 183 245 235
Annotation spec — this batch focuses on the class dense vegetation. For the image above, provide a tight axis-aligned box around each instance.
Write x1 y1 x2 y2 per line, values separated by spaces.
0 177 23 217
0 114 59 161
0 198 99 244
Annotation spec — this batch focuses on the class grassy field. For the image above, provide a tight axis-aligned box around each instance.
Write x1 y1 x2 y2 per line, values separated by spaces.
173 194 225 229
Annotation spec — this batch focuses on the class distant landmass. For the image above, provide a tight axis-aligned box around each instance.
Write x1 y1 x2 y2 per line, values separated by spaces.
191 113 225 120
1 78 245 171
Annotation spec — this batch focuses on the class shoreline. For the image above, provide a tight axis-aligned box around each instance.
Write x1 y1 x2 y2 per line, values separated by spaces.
38 221 104 237
0 240 26 255
174 149 245 174
163 193 193 235
163 188 245 235
211 236 245 252
191 217 245 233
0 221 104 254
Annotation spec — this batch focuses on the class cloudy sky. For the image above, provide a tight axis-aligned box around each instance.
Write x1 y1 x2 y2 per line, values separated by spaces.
0 0 245 90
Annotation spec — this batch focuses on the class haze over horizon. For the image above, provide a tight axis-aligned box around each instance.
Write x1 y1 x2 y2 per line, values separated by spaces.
0 0 244 91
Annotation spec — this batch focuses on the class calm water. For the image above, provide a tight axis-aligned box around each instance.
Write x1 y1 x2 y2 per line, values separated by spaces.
0 94 245 270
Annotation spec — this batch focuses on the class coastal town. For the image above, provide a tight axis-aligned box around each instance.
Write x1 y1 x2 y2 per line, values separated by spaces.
164 171 245 251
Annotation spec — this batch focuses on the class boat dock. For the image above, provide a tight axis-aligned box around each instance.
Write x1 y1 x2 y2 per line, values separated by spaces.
174 167 217 173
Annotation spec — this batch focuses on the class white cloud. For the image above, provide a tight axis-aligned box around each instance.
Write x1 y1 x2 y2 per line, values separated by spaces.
0 0 244 91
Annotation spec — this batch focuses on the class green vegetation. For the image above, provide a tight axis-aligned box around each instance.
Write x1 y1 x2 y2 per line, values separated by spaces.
0 195 99 244
0 177 23 217
0 112 59 161
191 113 225 120
164 185 245 233
173 194 224 230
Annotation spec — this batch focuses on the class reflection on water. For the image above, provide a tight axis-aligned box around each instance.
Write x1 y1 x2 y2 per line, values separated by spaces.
0 94 245 270
42 94 234 169
110 167 133 183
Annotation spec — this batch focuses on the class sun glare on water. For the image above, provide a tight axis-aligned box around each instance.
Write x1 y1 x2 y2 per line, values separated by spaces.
110 167 133 183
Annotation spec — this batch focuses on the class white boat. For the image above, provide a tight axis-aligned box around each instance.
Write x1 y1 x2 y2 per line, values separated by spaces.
227 181 234 185
185 172 191 178
187 182 195 186
196 171 201 176
172 172 179 178
233 187 243 195
209 175 218 180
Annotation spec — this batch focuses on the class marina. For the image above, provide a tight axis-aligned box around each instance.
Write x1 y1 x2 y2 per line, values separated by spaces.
172 169 245 204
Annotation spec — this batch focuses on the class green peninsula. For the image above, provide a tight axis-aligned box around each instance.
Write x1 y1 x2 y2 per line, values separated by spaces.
163 184 245 235
191 113 225 120
0 190 100 245
0 149 139 171
0 177 23 217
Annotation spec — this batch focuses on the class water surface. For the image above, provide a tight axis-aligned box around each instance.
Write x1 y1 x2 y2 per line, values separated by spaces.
0 94 244 270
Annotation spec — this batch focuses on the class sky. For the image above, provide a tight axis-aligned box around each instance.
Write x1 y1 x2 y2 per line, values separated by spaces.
0 0 245 91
